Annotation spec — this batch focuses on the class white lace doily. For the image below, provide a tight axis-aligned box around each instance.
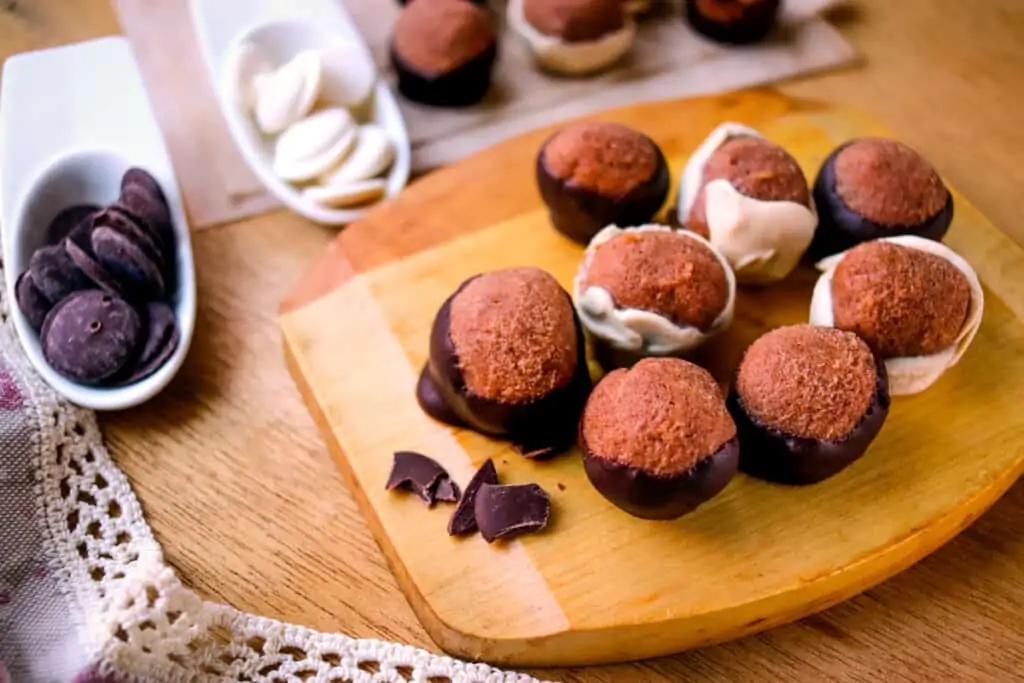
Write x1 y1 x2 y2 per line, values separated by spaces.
0 261 550 683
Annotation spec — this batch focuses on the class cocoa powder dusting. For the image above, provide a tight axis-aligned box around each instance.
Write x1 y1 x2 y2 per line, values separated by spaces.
831 241 971 358
834 138 948 226
735 325 877 441
393 0 494 74
542 122 658 197
583 230 729 330
582 358 736 476
449 267 578 404
524 0 625 43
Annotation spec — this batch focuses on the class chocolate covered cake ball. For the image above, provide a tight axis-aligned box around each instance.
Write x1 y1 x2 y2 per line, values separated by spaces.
809 138 954 258
728 325 890 485
581 357 739 520
509 0 636 76
537 121 669 244
574 225 735 368
676 123 817 284
391 0 498 107
684 0 780 45
417 266 591 456
809 236 983 396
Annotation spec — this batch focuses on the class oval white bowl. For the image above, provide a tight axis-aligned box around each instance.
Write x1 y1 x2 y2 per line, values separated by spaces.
192 6 411 226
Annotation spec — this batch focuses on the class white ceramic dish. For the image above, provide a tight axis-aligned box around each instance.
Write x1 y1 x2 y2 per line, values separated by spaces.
0 36 196 411
189 0 411 226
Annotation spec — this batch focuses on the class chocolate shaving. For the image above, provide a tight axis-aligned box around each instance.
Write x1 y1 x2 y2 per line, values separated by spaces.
447 459 499 536
473 483 551 543
385 451 458 507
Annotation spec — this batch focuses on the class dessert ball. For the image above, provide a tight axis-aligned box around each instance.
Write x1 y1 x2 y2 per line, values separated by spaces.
508 0 636 76
391 0 498 107
580 357 739 520
809 138 954 258
684 0 780 45
809 236 983 396
676 122 817 284
729 325 890 485
417 267 592 456
574 224 735 368
537 121 670 244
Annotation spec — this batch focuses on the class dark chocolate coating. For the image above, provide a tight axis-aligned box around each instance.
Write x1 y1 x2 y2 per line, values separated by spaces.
41 290 141 384
28 244 91 304
47 204 99 243
65 235 125 297
728 355 891 485
390 41 497 108
582 434 739 520
807 142 955 259
112 301 180 385
15 271 52 331
415 276 592 455
92 226 165 298
536 138 670 245
684 0 780 45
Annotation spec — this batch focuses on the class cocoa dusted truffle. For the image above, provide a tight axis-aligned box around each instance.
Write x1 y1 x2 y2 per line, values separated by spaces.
574 224 735 368
809 138 954 258
676 123 817 284
391 0 498 107
580 358 739 520
509 0 636 76
416 267 592 456
684 0 780 45
728 325 890 485
809 236 983 396
537 121 669 244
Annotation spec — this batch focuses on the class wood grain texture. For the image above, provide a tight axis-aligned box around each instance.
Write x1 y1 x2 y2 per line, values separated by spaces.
4 0 1024 680
279 91 1024 666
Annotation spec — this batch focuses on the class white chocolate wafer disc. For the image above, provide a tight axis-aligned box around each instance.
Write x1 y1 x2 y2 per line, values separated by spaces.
319 41 376 110
508 0 636 76
254 49 323 135
677 122 817 284
302 179 386 208
319 125 395 185
573 224 736 355
808 235 984 396
273 107 357 182
222 40 273 113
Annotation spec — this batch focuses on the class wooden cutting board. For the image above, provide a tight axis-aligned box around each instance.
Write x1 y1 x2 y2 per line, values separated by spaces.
278 89 1024 668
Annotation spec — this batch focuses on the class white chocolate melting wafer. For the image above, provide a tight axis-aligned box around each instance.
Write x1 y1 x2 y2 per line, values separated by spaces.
302 179 387 208
273 108 357 182
222 40 272 113
320 125 395 185
255 49 323 135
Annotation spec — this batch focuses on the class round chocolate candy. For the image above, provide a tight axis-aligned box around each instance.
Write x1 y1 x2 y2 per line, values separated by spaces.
390 0 498 107
112 301 179 385
416 267 592 457
684 0 780 45
47 204 99 243
809 138 954 258
728 324 890 485
64 233 125 297
93 206 166 270
580 357 739 520
92 226 165 298
118 167 175 255
28 244 91 304
537 121 670 245
41 290 142 384
15 271 52 331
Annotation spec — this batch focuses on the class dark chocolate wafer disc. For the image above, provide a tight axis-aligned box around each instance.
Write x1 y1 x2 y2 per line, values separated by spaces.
28 244 91 304
113 301 180 385
64 235 124 297
41 290 141 384
47 204 99 243
93 206 165 269
92 226 165 298
15 271 52 331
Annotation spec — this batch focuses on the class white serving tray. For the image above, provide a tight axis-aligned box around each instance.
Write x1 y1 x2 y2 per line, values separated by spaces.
188 0 412 226
0 36 197 411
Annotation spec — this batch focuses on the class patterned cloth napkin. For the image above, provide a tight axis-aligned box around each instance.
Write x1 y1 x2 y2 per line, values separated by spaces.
0 268 547 682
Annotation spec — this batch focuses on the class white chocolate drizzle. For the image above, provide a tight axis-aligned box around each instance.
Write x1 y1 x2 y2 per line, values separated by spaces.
808 235 985 396
573 224 736 355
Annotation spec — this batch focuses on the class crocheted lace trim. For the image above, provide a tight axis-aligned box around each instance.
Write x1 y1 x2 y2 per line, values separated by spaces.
1 273 546 683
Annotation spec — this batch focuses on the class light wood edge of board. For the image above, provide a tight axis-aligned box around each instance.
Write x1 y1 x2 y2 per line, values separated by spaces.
277 90 1024 666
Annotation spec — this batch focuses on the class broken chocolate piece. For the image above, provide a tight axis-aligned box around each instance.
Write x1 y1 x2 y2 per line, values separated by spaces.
448 459 499 536
385 451 458 507
473 482 551 543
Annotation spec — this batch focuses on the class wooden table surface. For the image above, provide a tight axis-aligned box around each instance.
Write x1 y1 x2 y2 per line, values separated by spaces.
4 1 1023 680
